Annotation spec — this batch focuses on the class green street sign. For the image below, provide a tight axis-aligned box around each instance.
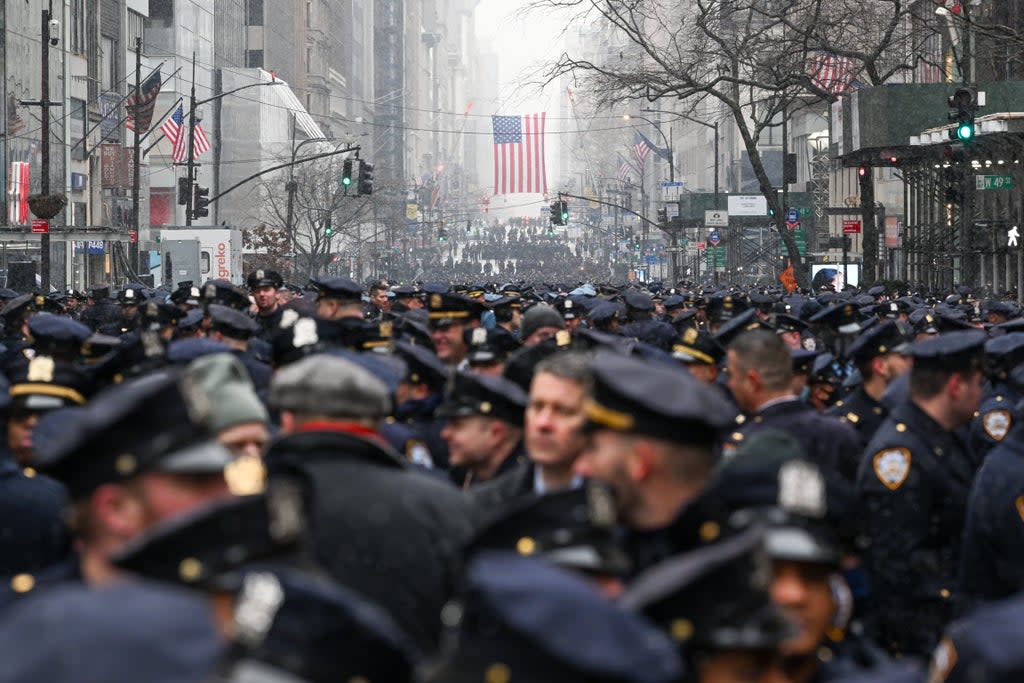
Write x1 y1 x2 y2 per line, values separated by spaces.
976 175 1014 191
706 246 726 269
780 228 807 257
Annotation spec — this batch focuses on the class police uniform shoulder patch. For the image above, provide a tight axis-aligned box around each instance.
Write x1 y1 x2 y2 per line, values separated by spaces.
927 636 958 683
872 447 912 490
405 440 433 468
982 409 1012 442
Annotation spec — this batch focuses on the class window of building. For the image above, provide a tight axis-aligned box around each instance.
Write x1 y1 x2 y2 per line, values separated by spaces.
127 10 144 46
307 47 313 70
70 0 87 55
70 98 87 161
246 0 263 26
101 37 116 92
246 50 264 69
306 0 313 28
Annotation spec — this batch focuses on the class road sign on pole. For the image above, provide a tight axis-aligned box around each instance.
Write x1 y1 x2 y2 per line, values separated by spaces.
705 210 728 227
31 219 49 234
842 220 862 234
709 230 722 246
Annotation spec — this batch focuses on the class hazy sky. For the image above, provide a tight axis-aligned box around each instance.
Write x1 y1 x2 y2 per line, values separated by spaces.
474 0 569 115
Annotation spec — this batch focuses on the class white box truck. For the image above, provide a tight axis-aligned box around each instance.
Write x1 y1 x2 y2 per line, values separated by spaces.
158 228 244 286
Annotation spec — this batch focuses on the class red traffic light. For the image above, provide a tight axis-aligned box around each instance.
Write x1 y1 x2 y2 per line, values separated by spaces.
857 165 869 177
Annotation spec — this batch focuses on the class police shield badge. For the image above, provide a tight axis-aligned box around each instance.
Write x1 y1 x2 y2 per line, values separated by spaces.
982 409 1012 442
873 447 911 490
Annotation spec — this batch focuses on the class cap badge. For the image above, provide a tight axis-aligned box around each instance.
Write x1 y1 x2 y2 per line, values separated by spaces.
555 329 571 346
233 571 284 648
683 327 698 345
431 293 442 309
778 459 826 518
379 321 393 339
27 356 55 382
268 482 305 542
586 483 617 528
256 270 265 280
472 327 488 346
292 317 319 348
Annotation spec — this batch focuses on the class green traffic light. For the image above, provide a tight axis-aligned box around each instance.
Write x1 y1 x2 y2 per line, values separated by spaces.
561 210 569 222
956 121 975 142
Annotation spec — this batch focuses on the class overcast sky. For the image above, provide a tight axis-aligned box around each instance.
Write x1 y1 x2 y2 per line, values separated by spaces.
474 0 569 115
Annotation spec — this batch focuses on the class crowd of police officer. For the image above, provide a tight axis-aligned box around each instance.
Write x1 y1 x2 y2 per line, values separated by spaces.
0 270 1022 682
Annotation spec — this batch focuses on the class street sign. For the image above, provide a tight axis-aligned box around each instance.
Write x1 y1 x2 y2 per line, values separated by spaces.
785 208 799 224
728 195 768 216
780 228 807 257
660 181 685 202
704 210 728 227
31 219 48 234
709 230 722 246
696 242 706 250
842 220 862 234
129 230 138 243
976 175 1014 191
706 246 726 269
664 246 686 253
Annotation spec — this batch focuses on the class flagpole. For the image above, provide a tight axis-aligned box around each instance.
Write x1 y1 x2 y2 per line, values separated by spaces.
130 36 143 276
185 52 197 226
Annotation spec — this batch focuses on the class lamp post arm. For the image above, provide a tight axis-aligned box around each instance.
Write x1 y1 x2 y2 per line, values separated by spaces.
206 145 359 206
195 80 284 107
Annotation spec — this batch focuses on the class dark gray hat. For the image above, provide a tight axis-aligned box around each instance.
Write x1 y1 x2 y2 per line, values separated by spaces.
520 305 565 341
270 353 391 418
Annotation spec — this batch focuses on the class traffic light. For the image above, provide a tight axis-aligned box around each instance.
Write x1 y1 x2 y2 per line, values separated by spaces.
357 161 374 195
177 177 190 205
438 228 447 242
324 217 333 237
947 87 977 143
341 159 353 188
560 201 570 224
550 201 564 226
857 165 869 178
657 207 668 224
192 185 210 219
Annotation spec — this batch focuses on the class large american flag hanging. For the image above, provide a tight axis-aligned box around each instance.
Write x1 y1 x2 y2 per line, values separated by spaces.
492 113 547 195
809 51 856 94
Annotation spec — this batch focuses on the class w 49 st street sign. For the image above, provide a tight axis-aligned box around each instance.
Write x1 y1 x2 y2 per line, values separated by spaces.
976 175 1014 191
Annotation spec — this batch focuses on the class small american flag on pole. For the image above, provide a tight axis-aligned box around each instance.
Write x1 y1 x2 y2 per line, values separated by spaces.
631 132 651 169
809 51 856 94
617 154 632 183
492 113 547 195
161 104 212 163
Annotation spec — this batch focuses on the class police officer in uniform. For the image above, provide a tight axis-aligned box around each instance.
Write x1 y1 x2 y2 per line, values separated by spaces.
574 349 736 575
723 329 861 488
967 332 1024 465
247 269 285 339
827 320 911 449
959 357 1024 604
857 329 986 658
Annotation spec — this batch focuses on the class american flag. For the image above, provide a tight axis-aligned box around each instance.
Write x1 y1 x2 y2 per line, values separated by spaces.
5 94 25 137
809 51 856 95
125 68 162 132
161 104 211 162
617 154 632 183
632 132 651 169
8 161 30 224
492 113 547 195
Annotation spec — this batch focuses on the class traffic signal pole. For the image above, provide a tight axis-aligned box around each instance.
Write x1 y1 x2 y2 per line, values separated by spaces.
185 53 197 226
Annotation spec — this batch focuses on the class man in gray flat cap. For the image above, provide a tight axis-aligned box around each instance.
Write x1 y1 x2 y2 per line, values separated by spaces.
264 353 472 656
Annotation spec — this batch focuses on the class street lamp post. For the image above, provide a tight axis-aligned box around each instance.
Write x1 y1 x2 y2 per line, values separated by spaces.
625 113 676 281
